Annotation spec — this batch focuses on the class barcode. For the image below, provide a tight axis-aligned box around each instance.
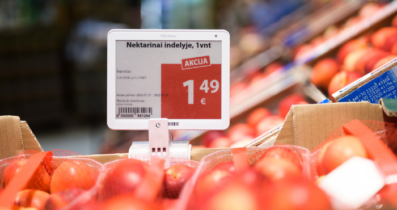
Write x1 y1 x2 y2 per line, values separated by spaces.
117 107 152 115
168 122 179 126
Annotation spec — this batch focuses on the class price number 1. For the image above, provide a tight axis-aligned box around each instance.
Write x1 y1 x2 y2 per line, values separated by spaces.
183 80 219 104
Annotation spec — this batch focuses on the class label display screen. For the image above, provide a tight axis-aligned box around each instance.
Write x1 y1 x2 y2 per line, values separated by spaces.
115 40 222 120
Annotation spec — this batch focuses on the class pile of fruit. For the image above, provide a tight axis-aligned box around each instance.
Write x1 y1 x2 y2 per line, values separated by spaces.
3 157 102 210
185 146 334 210
203 93 307 148
310 14 397 97
294 2 384 60
2 155 198 210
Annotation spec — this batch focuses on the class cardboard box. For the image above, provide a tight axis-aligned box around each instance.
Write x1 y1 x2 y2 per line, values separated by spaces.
0 116 224 163
1 98 396 162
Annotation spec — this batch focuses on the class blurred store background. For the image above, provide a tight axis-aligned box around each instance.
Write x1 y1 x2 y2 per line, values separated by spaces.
0 0 392 155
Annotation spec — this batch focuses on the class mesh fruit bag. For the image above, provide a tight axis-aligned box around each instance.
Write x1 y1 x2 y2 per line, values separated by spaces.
178 145 311 210
311 119 397 180
311 119 397 209
68 155 199 210
0 150 104 210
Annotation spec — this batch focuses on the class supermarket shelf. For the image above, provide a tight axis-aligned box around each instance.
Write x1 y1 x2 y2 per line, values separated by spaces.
277 0 363 48
296 0 397 65
230 0 362 85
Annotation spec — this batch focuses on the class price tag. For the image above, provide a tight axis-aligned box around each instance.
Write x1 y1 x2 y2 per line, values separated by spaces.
107 30 230 130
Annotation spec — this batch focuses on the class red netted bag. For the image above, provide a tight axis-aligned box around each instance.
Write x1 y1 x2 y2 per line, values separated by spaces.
311 120 397 180
0 150 103 210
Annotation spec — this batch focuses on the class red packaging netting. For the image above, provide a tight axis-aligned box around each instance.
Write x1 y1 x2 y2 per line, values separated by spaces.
68 155 199 210
177 145 311 210
310 120 397 180
0 150 104 210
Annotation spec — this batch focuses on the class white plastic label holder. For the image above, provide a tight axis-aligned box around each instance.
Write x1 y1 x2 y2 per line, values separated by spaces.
148 119 171 157
128 118 192 159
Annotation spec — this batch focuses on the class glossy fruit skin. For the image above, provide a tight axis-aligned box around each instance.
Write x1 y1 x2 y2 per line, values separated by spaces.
254 158 300 181
278 94 307 119
202 131 226 148
100 195 161 210
14 189 50 210
255 116 284 136
44 188 85 210
321 135 368 174
213 162 236 174
50 161 98 194
371 27 397 49
247 108 272 128
259 147 302 172
311 58 340 89
100 159 147 200
227 124 255 144
316 141 333 176
196 181 259 210
4 159 51 193
373 56 397 71
337 39 367 63
264 177 332 210
163 165 195 199
194 170 233 198
328 71 363 96
208 137 231 148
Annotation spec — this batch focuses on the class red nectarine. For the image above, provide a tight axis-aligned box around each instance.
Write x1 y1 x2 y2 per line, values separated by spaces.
371 27 397 49
311 58 340 89
328 71 363 96
163 164 195 199
373 56 397 71
14 189 50 210
100 159 148 200
258 147 302 172
4 159 51 193
264 177 332 210
51 160 98 194
278 94 307 119
321 135 368 174
246 107 273 128
254 158 300 181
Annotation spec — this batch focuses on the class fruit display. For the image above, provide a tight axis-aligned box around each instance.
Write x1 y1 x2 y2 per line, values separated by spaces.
184 146 331 210
301 6 397 98
203 93 308 148
1 155 103 210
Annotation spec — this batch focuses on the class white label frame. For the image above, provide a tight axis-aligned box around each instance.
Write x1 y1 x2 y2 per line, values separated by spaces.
107 29 230 130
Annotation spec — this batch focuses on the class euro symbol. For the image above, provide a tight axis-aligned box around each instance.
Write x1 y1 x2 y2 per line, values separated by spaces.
201 98 206 105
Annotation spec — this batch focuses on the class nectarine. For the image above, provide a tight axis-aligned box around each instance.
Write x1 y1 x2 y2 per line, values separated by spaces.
14 189 50 210
4 159 51 193
311 58 340 89
371 27 397 49
278 94 307 119
258 147 302 172
264 177 332 210
373 55 397 71
255 116 284 136
254 158 300 181
328 71 363 96
51 161 98 194
321 135 368 174
163 164 195 198
337 39 368 63
246 107 272 128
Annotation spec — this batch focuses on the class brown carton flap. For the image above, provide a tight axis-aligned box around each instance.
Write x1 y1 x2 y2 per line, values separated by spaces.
0 116 23 159
276 102 384 150
20 121 43 152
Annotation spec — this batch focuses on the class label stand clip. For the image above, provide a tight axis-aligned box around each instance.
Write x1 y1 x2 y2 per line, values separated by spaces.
129 118 191 159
